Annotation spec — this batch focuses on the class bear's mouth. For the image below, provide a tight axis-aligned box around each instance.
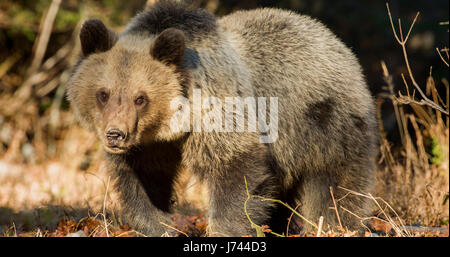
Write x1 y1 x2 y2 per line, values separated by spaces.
104 145 129 155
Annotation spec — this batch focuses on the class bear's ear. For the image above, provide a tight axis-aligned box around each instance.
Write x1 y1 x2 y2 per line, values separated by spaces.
150 28 185 67
80 19 117 56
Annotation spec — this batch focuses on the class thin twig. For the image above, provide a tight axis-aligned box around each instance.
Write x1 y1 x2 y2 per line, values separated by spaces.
436 47 449 67
102 176 111 237
244 177 265 237
160 222 188 237
286 202 301 237
386 2 449 116
36 76 60 97
13 222 17 237
253 194 321 233
316 216 324 237
329 186 343 231
337 186 411 237
244 176 283 237
27 0 62 76
0 51 22 79
243 177 284 237
381 60 405 146
338 206 377 235
115 230 140 237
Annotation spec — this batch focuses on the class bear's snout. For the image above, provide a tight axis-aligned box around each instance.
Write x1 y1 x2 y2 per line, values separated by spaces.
105 128 127 148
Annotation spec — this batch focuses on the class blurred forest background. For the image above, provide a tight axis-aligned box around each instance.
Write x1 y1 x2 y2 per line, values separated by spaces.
0 0 448 237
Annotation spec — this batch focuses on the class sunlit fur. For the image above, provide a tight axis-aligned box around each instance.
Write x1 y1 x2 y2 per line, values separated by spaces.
67 1 378 236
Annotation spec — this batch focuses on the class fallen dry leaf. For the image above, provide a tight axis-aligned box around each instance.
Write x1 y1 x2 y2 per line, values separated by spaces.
369 218 393 234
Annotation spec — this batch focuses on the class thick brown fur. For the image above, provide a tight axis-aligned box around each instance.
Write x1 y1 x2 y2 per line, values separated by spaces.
66 1 378 236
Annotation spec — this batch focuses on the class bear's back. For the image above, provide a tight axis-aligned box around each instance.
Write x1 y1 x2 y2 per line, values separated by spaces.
220 8 378 180
123 1 218 45
219 8 367 98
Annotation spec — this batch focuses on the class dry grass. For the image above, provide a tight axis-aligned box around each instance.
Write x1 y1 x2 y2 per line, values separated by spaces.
375 78 449 228
0 118 113 236
374 4 449 229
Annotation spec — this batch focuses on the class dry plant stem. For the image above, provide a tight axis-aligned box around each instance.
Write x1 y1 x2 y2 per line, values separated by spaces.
27 0 62 76
253 195 319 231
329 186 344 231
316 216 324 237
409 115 429 170
402 225 449 234
0 51 22 79
35 76 60 97
286 202 301 237
115 231 136 237
436 48 449 67
117 230 147 237
48 70 70 154
341 205 449 235
40 42 73 71
337 206 382 235
428 73 447 114
337 186 411 237
376 100 397 169
381 61 405 144
243 177 284 237
160 222 189 237
90 212 112 237
445 78 449 127
102 176 111 237
366 194 408 236
243 176 266 237
132 230 149 237
248 188 326 236
386 3 449 116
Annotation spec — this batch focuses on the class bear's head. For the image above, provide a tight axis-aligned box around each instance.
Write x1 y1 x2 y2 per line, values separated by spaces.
67 19 188 154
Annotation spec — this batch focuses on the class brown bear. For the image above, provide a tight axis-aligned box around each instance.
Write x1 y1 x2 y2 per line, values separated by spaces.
66 1 378 236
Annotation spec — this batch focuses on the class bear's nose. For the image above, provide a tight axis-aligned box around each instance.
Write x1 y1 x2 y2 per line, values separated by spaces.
106 129 127 146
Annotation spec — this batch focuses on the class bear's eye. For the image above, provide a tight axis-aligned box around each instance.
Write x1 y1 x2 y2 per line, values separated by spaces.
96 90 109 105
134 95 147 107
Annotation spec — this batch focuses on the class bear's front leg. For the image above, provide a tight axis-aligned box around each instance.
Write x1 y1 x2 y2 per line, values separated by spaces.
203 147 279 237
105 153 175 237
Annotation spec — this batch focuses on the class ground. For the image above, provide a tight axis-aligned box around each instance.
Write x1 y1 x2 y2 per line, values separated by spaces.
0 115 448 237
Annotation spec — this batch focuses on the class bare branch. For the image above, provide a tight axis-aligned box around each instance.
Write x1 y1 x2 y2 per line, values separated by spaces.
385 2 449 116
316 216 324 237
27 0 62 76
329 187 343 231
405 12 420 42
436 47 449 67
386 3 402 44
